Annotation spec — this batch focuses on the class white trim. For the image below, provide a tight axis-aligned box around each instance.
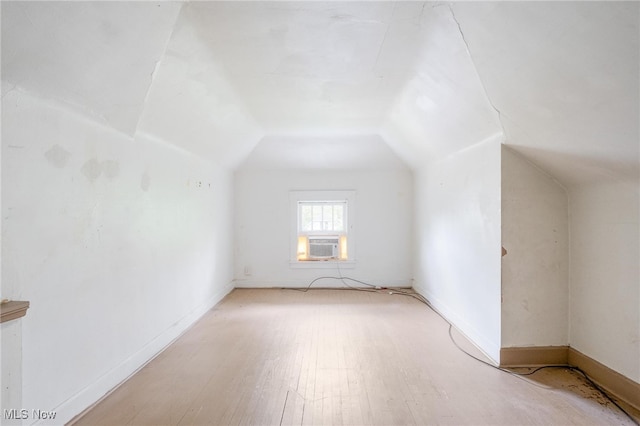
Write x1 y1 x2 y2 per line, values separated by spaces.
234 279 413 289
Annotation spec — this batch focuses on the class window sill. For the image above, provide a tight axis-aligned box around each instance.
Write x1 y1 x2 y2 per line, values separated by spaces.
290 260 356 269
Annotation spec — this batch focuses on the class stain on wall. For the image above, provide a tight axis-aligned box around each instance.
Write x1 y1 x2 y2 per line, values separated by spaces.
80 158 120 182
44 145 71 169
81 158 103 182
140 171 150 192
102 160 120 180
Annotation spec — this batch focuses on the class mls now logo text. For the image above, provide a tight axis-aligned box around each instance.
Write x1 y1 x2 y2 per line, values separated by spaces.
3 409 57 420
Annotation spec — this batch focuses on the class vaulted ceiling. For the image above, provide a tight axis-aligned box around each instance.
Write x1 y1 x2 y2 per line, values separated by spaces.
2 1 638 185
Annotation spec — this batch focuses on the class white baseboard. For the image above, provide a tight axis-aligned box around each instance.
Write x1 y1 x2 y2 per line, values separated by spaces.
60 282 234 426
233 278 413 289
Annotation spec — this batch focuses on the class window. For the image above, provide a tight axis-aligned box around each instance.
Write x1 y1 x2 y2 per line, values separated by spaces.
290 191 355 266
299 201 346 233
297 201 347 261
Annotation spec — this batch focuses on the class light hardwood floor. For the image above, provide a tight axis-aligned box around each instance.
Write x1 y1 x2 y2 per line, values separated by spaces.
74 289 639 425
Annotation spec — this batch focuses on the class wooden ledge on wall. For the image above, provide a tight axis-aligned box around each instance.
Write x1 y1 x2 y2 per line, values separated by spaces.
0 300 30 323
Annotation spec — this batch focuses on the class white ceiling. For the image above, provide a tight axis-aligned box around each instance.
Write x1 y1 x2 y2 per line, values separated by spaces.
238 134 408 171
181 1 429 134
2 1 638 184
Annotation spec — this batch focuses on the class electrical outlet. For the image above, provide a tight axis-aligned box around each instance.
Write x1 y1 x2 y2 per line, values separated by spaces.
244 266 251 276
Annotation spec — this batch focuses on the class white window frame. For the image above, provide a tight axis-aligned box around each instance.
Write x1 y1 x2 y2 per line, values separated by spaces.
289 190 356 268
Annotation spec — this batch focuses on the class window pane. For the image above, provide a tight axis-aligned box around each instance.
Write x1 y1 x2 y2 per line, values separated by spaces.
298 201 347 233
312 205 322 230
323 205 333 230
333 205 344 231
301 205 312 231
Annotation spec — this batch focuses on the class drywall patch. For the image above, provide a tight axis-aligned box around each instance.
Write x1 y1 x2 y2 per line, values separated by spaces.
81 158 103 182
45 145 71 169
140 171 151 192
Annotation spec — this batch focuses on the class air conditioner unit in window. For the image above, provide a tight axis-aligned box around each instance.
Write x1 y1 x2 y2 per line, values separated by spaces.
308 237 339 260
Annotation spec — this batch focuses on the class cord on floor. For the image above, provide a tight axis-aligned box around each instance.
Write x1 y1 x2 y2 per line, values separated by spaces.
286 275 639 425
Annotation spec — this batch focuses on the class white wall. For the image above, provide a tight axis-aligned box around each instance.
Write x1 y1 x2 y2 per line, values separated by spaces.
569 181 640 382
1 89 235 424
1 321 22 420
234 169 413 288
501 146 568 348
378 1 505 364
413 137 502 362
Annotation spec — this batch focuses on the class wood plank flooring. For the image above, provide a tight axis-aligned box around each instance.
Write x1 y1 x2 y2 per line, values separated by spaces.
73 289 640 425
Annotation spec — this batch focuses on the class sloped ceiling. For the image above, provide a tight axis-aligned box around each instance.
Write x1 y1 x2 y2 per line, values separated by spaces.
135 5 263 168
450 1 639 186
2 1 638 183
381 3 503 168
1 1 181 135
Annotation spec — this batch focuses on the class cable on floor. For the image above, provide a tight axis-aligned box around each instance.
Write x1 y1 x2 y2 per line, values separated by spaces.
446 324 639 425
285 271 639 425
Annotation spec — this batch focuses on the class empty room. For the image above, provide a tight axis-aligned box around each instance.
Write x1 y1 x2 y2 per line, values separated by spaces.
1 1 638 425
